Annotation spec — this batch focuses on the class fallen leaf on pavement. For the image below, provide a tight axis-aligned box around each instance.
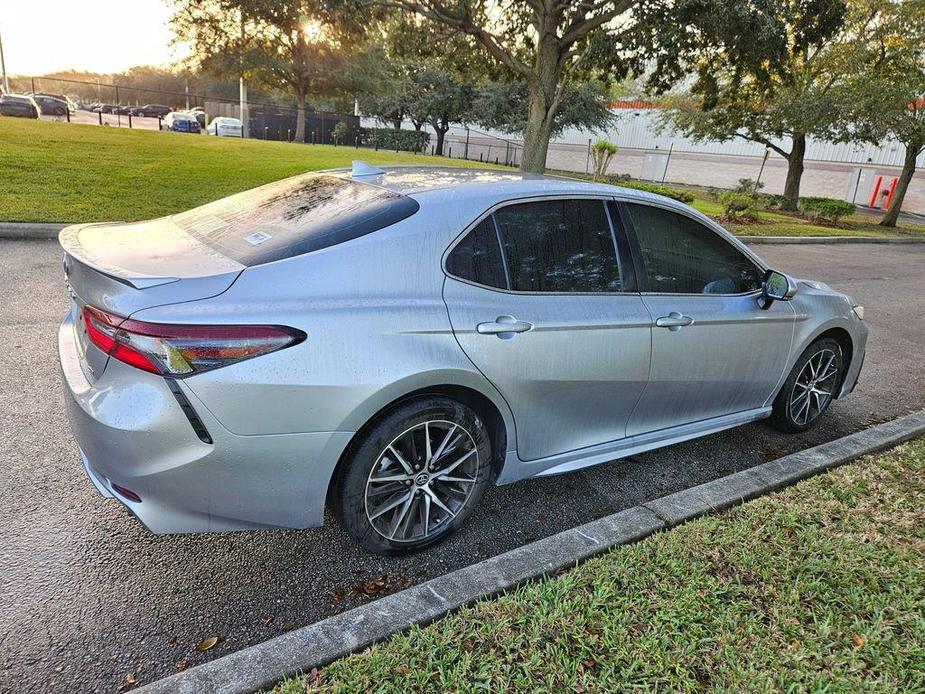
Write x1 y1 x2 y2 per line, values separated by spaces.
196 636 220 652
118 673 137 691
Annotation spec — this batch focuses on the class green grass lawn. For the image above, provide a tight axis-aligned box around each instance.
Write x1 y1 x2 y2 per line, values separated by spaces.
0 118 502 223
275 439 925 693
683 188 924 238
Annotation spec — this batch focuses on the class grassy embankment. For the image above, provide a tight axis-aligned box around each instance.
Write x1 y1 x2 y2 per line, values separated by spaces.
0 118 502 223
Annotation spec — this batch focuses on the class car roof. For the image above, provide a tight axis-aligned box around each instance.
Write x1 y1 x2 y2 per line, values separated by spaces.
326 165 688 210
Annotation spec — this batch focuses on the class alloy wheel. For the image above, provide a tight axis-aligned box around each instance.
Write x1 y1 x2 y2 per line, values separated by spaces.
789 348 839 426
364 420 479 544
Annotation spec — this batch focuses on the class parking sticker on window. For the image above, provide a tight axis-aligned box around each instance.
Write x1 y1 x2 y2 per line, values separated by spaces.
245 231 272 246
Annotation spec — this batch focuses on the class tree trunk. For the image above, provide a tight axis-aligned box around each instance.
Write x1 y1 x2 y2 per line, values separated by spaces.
880 138 922 228
435 128 447 156
391 116 402 129
781 133 806 211
294 89 307 143
520 31 561 174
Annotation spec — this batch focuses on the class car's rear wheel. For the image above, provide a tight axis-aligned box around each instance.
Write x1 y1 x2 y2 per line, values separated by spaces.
770 337 844 432
334 396 492 555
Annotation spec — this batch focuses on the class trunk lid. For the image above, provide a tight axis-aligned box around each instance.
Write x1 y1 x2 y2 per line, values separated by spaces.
60 219 244 381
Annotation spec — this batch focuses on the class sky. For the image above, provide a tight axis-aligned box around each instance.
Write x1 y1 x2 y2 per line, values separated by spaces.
1 0 184 76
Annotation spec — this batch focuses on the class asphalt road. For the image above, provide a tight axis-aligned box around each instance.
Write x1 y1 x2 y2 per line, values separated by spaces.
1 240 923 693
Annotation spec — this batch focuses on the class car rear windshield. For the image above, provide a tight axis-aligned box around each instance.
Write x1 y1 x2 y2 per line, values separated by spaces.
173 173 419 265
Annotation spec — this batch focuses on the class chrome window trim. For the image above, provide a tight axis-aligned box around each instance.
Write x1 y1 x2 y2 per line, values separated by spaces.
441 194 634 297
615 196 768 299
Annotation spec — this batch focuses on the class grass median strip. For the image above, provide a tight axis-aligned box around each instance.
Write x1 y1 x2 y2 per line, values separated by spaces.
275 439 925 693
0 119 500 223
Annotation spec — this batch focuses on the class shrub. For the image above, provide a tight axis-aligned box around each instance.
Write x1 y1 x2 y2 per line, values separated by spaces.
705 186 723 202
618 181 695 204
720 191 759 222
332 121 348 144
800 196 856 225
591 139 619 177
758 193 789 210
735 178 765 195
360 127 430 152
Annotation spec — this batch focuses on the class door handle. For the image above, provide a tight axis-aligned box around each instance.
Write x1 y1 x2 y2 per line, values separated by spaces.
477 315 533 338
655 312 694 331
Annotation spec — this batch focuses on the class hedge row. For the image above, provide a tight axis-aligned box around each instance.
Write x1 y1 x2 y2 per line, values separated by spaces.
359 127 431 153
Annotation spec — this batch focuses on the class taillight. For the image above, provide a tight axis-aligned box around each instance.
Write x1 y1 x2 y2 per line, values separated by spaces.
82 305 305 376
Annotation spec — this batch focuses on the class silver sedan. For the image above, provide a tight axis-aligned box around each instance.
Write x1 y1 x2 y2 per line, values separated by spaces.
58 165 867 554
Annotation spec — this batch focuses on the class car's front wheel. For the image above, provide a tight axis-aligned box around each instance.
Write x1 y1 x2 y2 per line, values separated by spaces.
334 396 492 555
770 337 844 432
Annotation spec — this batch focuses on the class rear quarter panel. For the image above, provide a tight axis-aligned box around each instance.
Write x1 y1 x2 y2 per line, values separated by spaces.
131 204 516 442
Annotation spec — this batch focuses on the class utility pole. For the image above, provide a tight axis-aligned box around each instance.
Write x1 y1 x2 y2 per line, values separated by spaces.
239 10 249 137
0 27 8 93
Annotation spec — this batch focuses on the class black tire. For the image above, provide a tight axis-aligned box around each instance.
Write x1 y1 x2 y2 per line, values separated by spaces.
333 395 492 555
770 337 844 433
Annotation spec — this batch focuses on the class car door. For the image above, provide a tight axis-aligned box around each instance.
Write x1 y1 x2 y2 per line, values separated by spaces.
442 197 652 462
617 200 796 436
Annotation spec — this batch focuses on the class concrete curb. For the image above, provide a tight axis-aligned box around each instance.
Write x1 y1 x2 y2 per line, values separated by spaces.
136 409 925 694
0 222 66 240
740 235 925 244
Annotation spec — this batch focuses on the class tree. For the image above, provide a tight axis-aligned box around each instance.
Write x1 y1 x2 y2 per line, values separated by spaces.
171 0 360 142
408 64 476 155
382 0 637 172
835 0 925 227
472 78 614 138
642 0 849 210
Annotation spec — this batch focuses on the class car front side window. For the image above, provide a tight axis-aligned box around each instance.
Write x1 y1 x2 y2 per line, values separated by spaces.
623 202 762 295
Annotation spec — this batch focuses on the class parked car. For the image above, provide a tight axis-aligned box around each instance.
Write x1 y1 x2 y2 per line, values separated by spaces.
92 104 116 114
185 107 207 127
57 166 867 554
133 104 171 118
206 116 243 137
161 112 201 133
0 93 40 118
32 94 70 116
112 105 134 115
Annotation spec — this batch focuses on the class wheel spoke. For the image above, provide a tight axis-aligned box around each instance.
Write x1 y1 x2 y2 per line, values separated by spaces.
430 424 457 464
369 489 413 521
424 421 433 464
387 445 414 475
426 487 456 519
369 472 411 484
436 475 476 484
434 449 475 478
387 493 416 539
422 491 431 537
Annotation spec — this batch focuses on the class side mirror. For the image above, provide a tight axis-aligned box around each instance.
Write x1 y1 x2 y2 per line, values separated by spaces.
760 270 798 309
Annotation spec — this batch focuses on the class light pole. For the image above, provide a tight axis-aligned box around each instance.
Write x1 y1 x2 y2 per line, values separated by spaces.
0 26 9 93
239 10 249 137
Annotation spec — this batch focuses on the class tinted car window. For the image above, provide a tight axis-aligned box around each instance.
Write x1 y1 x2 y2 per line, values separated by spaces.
174 174 420 265
624 203 761 294
494 199 622 293
445 217 508 289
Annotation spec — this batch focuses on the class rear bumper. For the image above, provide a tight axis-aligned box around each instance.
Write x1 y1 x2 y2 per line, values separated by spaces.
59 314 353 533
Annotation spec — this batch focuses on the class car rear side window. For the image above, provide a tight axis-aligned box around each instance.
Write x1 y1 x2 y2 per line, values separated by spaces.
445 217 508 289
173 174 420 265
494 199 623 293
624 202 762 294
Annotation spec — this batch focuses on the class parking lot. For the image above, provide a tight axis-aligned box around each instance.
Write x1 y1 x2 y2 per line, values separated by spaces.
1 238 923 693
